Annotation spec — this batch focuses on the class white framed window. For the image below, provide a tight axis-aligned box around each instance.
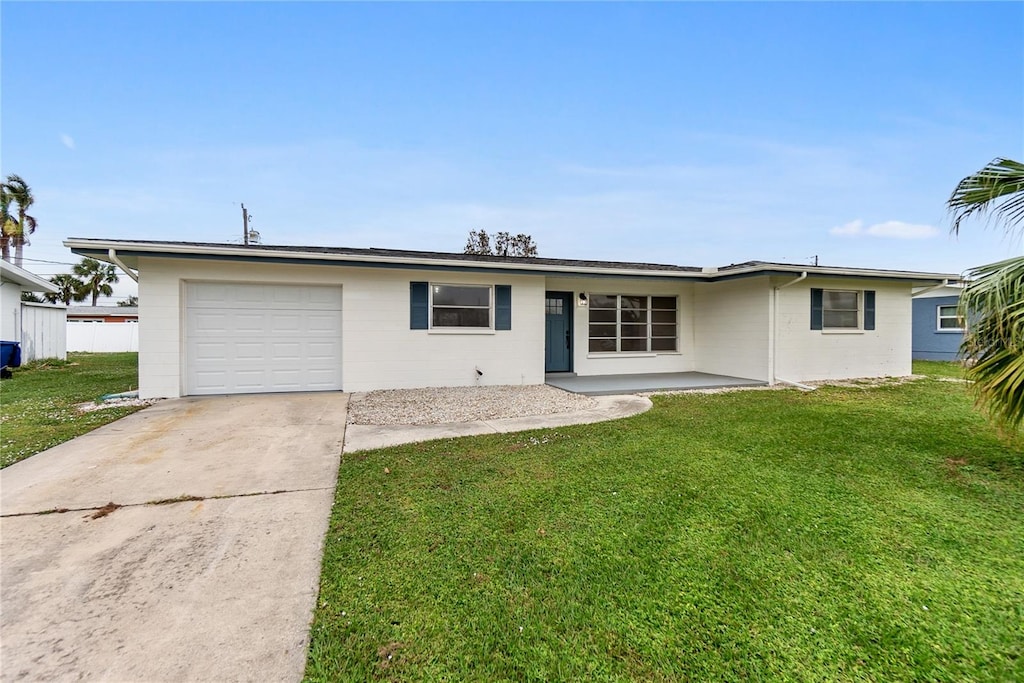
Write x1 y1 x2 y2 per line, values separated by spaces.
430 284 492 328
812 288 876 331
937 304 964 331
588 294 677 353
823 290 860 329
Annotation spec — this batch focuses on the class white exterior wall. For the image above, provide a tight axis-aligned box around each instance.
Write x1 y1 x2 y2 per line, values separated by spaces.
693 277 771 381
67 322 140 352
20 303 67 362
137 257 546 398
774 279 912 382
544 277 695 376
1 280 21 343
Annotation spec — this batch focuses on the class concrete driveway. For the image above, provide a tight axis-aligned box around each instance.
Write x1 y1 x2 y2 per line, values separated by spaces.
0 392 346 682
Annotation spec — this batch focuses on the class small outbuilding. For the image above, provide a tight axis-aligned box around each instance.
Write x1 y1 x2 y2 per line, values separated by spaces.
0 260 67 363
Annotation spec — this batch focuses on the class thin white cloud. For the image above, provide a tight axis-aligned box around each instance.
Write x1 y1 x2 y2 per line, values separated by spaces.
867 220 939 239
830 219 938 239
830 219 864 236
60 133 75 150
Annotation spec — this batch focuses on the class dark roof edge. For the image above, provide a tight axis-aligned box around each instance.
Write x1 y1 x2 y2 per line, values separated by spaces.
64 238 960 283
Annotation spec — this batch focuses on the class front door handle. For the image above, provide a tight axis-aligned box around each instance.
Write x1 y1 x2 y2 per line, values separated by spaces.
566 330 571 349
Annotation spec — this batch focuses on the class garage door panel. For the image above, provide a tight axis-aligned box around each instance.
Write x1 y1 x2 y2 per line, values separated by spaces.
305 313 343 333
193 341 228 362
234 342 265 361
269 313 303 334
306 341 339 361
230 312 267 333
305 368 341 388
191 369 228 389
191 312 230 335
234 369 270 391
185 283 342 395
270 341 302 362
268 287 306 307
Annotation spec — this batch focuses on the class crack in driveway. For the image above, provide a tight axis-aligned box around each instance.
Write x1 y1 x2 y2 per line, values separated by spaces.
0 486 336 519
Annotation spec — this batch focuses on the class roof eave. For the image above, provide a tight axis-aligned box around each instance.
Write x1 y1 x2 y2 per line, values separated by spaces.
64 238 698 279
712 263 960 283
63 238 961 283
0 260 60 293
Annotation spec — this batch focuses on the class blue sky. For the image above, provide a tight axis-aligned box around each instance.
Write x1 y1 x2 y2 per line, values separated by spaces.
2 2 1022 301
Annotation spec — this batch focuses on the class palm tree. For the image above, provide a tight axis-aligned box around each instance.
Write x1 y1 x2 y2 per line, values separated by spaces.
72 258 120 306
0 183 14 263
947 157 1024 431
46 273 87 306
4 174 38 268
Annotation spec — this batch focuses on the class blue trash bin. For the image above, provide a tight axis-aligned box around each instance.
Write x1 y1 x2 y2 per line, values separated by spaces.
0 340 22 369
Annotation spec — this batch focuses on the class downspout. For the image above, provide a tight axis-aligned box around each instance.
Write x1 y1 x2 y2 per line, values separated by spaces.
108 248 139 283
772 272 813 389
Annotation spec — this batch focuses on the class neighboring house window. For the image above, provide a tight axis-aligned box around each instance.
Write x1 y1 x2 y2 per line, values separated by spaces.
810 288 876 331
588 295 677 353
937 304 964 331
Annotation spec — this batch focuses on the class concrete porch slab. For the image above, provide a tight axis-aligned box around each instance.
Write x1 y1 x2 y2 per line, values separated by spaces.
545 371 766 395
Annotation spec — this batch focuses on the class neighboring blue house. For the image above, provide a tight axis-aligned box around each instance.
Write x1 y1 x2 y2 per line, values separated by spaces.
912 285 964 361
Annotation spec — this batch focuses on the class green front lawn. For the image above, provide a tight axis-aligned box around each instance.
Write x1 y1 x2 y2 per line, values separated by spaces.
307 362 1023 681
0 352 144 468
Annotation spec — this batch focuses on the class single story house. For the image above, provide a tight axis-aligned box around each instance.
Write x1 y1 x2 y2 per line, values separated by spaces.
1 260 67 364
64 238 958 400
911 283 965 361
67 306 139 323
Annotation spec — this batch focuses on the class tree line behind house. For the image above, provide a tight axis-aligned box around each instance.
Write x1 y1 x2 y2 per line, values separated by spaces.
22 257 129 307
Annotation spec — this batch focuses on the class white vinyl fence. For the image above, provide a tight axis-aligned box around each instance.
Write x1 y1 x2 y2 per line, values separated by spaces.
67 322 140 353
21 303 68 362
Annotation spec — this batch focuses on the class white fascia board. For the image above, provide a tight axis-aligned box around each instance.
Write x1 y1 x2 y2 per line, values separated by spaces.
0 259 59 293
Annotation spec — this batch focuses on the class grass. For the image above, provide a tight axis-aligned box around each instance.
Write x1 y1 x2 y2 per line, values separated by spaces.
0 352 144 468
306 361 1023 681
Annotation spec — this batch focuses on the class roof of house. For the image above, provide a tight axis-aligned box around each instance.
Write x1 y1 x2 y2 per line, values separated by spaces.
67 306 139 317
63 237 961 284
0 259 59 293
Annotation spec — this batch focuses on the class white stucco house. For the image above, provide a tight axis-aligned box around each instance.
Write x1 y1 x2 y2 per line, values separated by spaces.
64 238 957 400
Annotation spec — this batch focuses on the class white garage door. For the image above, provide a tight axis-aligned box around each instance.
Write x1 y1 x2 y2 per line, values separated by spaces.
185 282 343 395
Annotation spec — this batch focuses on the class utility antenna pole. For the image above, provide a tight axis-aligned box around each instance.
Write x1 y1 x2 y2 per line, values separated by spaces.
241 203 251 245
813 255 819 267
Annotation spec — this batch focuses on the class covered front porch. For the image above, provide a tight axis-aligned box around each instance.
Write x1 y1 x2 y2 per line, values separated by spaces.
545 371 767 396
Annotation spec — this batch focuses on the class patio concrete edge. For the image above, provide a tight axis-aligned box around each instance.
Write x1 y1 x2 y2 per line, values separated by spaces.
343 394 652 452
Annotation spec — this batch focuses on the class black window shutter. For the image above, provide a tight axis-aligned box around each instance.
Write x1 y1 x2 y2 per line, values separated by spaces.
864 290 876 330
495 285 512 330
410 282 428 329
810 288 823 330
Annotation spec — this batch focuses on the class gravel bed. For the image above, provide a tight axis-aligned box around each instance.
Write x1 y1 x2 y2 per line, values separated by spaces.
75 398 161 413
348 384 598 426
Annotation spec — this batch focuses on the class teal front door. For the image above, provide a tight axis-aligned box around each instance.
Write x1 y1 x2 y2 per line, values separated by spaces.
545 291 573 372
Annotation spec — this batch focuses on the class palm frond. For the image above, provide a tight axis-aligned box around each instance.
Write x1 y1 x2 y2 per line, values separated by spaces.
960 256 1024 431
947 157 1024 237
